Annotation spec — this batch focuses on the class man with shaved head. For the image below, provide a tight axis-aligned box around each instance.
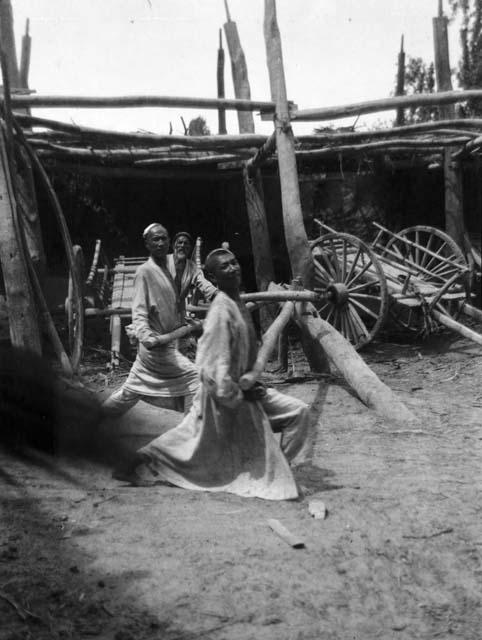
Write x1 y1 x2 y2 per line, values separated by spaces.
102 223 210 417
121 247 310 500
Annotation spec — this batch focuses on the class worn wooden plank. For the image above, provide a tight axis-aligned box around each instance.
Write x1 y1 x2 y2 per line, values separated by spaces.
267 519 305 549
0 125 41 352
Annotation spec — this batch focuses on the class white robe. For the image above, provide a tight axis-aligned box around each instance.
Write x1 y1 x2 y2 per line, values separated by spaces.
139 292 301 501
123 257 198 398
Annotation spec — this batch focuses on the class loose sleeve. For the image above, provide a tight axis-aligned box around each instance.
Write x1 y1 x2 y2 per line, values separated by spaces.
196 302 243 409
131 271 163 345
191 268 218 301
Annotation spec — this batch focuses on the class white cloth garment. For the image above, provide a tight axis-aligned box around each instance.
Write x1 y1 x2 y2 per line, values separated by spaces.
138 292 310 501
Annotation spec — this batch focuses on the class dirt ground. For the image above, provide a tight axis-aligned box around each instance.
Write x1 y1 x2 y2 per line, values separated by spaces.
1 322 482 640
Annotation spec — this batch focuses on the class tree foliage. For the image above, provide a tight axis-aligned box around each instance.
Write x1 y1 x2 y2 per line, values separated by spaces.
449 0 482 114
397 56 437 123
187 116 210 136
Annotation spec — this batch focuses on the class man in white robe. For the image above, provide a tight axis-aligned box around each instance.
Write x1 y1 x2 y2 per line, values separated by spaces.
102 224 213 416
120 248 311 500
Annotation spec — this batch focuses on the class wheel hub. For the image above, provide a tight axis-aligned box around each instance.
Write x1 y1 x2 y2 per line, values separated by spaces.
326 283 349 306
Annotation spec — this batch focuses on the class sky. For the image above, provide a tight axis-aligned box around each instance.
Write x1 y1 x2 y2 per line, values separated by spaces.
10 0 463 137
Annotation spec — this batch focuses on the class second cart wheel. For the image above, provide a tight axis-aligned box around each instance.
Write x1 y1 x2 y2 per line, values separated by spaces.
311 232 389 349
65 245 85 372
385 225 470 329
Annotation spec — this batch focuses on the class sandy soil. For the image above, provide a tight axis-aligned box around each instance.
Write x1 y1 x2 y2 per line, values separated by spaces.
1 325 482 640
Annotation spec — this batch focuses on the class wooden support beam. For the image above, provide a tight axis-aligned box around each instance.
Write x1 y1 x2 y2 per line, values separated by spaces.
291 90 482 122
0 0 19 87
0 123 41 353
246 131 276 176
16 113 269 148
264 0 313 285
7 93 277 113
223 5 255 133
443 148 466 252
433 1 455 120
217 29 227 135
223 2 275 330
395 35 405 126
294 300 417 424
19 19 31 89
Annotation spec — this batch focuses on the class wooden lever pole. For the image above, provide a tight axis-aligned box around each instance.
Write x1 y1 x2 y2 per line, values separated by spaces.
239 299 294 390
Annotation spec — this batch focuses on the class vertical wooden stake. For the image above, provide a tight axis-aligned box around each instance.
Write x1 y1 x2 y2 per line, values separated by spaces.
217 29 227 135
0 124 41 353
19 18 31 90
224 1 276 329
264 0 328 372
433 0 455 120
0 0 19 87
395 35 405 126
263 0 313 287
444 149 466 252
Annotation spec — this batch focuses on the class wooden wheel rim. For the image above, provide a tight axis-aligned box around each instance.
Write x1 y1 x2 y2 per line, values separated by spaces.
385 225 469 329
311 232 389 349
66 245 85 370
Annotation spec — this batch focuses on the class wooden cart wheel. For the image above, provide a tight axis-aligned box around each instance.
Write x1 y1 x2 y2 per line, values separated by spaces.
385 225 469 331
65 245 85 371
310 232 389 349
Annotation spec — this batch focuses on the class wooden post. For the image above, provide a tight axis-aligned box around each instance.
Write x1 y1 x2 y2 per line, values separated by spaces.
19 18 31 90
444 148 466 251
0 124 41 353
395 35 405 126
433 0 455 120
223 1 255 133
217 29 227 135
0 0 19 87
263 0 314 286
224 1 276 330
263 0 328 372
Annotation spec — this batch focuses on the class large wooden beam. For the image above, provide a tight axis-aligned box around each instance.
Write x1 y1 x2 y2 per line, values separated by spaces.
217 29 227 135
433 1 455 120
19 18 31 90
224 8 255 133
0 125 41 352
264 0 313 285
0 0 19 87
291 90 482 122
294 300 416 424
395 35 405 126
224 2 276 330
7 93 276 112
444 149 466 251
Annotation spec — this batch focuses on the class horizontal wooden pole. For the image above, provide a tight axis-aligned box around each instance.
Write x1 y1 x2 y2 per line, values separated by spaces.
291 90 482 122
241 290 321 303
9 94 277 112
18 113 269 148
433 309 482 345
458 301 482 322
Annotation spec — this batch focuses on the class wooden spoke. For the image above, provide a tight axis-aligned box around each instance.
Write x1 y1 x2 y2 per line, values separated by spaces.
345 245 362 284
349 292 384 302
347 280 380 294
346 259 375 288
348 303 370 339
350 297 379 320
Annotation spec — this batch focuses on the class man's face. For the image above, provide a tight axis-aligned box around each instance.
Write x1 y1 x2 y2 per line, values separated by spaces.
212 253 242 291
173 235 192 260
145 226 170 260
